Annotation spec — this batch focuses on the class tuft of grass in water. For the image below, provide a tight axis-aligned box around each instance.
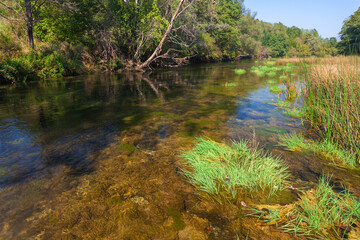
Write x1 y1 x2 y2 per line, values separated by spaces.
234 69 246 75
264 61 276 66
250 176 360 239
279 75 287 80
283 108 306 118
267 80 277 85
117 144 137 153
279 133 357 168
180 138 289 202
266 71 277 77
225 82 238 87
255 71 266 77
269 85 283 94
275 100 291 108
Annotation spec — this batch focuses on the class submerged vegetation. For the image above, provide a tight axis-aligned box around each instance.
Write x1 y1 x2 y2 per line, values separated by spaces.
250 176 360 239
234 69 246 75
180 138 289 202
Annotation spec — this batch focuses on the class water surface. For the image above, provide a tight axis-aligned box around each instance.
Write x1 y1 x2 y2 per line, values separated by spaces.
0 62 358 239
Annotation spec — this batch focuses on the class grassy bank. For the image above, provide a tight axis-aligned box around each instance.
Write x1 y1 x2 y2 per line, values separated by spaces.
180 138 289 202
0 44 87 84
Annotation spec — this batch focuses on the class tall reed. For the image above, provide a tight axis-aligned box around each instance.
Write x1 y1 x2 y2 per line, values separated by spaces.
304 56 360 162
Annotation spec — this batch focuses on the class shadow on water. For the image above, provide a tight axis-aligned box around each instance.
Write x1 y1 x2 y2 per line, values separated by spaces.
0 71 200 187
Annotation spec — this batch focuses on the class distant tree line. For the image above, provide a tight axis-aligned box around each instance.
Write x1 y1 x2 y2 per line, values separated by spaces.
0 0 359 80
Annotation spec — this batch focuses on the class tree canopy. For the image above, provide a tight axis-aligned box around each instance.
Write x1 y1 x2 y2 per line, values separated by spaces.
338 7 360 54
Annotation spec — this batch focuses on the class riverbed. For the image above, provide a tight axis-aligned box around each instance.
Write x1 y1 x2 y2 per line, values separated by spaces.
0 61 359 239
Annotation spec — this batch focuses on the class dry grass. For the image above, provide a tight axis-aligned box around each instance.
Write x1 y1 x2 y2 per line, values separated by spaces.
276 56 360 67
278 56 360 163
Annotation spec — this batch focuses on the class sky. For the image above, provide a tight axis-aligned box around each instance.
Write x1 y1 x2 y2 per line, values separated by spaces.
244 0 360 39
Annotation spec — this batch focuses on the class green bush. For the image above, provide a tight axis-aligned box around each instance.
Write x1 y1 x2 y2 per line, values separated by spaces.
0 58 36 84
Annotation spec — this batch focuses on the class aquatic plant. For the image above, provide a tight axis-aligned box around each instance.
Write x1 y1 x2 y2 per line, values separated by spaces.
279 133 357 168
250 176 360 239
274 99 291 108
269 85 283 94
264 61 276 66
266 71 277 77
267 80 277 85
180 138 289 202
255 71 265 77
279 75 287 80
225 82 238 87
234 69 246 75
304 56 360 161
283 108 306 118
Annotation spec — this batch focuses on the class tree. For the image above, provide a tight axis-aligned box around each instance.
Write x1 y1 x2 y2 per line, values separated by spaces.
0 0 76 48
262 31 289 57
338 7 360 54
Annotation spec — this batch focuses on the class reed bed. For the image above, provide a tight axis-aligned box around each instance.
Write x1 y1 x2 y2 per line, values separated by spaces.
304 56 360 162
276 56 360 66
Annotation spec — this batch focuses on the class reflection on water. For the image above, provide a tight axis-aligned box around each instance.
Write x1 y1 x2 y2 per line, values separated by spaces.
0 62 358 239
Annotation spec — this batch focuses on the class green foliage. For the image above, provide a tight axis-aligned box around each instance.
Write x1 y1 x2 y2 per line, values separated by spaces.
0 0 341 77
262 32 290 57
269 85 282 94
338 7 360 54
0 44 83 83
180 138 289 201
234 69 246 75
0 58 36 84
283 108 306 118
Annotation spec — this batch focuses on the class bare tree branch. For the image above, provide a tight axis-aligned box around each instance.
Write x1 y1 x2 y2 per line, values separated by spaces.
0 1 21 15
138 0 186 68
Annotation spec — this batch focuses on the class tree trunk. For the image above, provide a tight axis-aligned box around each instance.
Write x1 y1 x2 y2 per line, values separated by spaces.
24 0 34 49
138 0 185 69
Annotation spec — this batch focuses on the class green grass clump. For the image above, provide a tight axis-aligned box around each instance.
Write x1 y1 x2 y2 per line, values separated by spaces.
279 75 287 80
269 85 283 94
279 133 358 168
251 176 360 239
255 71 266 77
234 69 246 75
180 138 289 201
117 143 137 153
267 80 277 85
274 100 291 108
266 71 277 77
250 66 258 73
283 108 306 118
225 82 238 87
264 61 276 66
283 176 360 238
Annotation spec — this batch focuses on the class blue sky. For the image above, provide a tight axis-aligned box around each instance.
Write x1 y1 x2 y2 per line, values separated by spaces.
244 0 360 39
